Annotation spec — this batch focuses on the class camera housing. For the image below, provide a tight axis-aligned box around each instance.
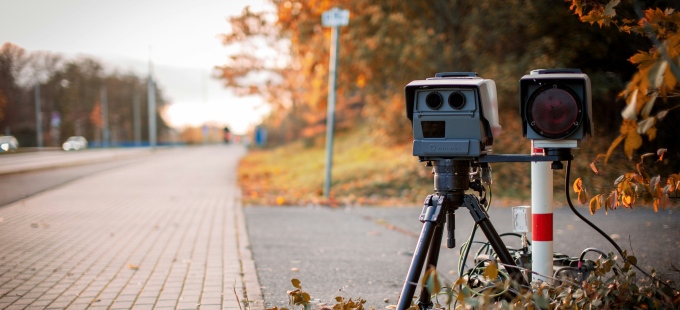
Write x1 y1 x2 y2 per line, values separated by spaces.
519 69 592 148
405 72 501 160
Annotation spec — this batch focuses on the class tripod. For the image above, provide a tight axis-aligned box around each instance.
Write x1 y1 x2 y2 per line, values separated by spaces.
396 159 528 310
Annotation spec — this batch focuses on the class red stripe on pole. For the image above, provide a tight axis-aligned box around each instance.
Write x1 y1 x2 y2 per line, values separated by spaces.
532 147 544 155
532 213 553 241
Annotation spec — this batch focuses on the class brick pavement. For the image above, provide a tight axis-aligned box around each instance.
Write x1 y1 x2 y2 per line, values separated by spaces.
0 145 263 310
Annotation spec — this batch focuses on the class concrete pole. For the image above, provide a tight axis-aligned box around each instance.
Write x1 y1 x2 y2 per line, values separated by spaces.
101 86 110 148
133 90 141 146
34 84 43 148
323 25 340 198
531 142 553 283
147 75 157 149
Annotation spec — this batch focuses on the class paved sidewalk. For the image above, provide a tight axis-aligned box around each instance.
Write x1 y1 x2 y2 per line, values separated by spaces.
0 145 263 310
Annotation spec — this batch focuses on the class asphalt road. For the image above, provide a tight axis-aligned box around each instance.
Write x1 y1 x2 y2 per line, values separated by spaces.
245 205 680 309
0 157 148 206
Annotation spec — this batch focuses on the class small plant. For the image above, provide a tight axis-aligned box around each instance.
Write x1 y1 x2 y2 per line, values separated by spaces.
574 149 679 214
418 253 680 309
267 279 368 310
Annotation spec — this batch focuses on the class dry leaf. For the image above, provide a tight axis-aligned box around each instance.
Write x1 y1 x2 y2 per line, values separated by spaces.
590 162 599 175
621 194 634 208
589 195 601 215
657 148 667 161
573 178 583 193
621 90 638 120
609 190 619 210
578 188 589 204
483 261 499 280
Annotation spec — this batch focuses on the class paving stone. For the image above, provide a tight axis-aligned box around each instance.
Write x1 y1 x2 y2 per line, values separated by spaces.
0 146 261 309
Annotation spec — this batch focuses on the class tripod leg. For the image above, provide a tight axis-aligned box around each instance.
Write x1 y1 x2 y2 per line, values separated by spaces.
417 224 443 309
397 195 445 310
397 221 436 310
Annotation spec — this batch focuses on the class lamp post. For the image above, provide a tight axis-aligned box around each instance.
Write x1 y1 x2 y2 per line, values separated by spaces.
321 7 350 198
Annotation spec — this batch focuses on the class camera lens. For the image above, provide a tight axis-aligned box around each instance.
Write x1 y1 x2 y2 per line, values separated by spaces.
425 92 443 110
448 92 465 109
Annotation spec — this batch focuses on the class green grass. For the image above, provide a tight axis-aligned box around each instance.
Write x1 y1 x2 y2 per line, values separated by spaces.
237 125 539 207
238 122 678 208
238 126 432 206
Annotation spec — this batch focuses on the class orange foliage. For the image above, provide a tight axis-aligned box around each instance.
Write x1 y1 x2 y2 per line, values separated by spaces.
89 102 102 128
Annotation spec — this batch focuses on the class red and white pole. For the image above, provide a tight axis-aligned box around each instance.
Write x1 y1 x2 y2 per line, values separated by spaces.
531 142 553 283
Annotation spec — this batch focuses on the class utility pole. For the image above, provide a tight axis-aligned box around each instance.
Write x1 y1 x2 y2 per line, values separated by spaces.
321 7 350 198
147 49 157 149
133 89 141 146
101 86 110 148
34 84 43 148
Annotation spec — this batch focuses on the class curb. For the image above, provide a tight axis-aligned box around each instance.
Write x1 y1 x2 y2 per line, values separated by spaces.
235 189 265 310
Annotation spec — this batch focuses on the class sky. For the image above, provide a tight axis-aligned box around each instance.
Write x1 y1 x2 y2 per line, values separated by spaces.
0 0 271 134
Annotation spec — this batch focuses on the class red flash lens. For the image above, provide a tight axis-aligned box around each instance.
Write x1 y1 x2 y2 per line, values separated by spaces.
526 84 582 139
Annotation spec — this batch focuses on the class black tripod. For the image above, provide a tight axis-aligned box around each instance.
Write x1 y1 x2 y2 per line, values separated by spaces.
396 159 528 310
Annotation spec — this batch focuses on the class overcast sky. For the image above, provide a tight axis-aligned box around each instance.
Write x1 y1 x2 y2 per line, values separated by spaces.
0 0 271 134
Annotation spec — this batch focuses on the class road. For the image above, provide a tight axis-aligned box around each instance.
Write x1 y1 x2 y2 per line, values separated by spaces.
1 147 678 309
245 205 680 309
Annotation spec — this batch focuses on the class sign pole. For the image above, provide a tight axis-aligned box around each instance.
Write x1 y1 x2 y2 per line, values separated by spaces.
322 8 349 198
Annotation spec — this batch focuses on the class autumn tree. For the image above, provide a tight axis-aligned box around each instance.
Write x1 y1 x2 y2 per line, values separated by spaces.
0 43 171 146
567 0 680 212
218 1 651 198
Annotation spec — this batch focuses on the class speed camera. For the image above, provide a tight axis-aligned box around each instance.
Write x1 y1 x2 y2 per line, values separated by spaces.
519 69 592 148
405 72 501 160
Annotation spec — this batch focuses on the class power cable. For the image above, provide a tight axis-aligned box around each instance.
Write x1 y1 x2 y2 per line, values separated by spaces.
565 160 674 289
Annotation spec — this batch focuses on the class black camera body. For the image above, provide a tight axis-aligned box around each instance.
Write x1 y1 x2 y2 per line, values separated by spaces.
519 69 592 148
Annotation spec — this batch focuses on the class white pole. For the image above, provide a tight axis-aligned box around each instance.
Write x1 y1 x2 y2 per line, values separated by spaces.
323 24 340 198
531 142 553 283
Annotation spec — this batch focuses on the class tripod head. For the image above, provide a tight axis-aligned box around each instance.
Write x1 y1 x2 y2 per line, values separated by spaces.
431 159 491 205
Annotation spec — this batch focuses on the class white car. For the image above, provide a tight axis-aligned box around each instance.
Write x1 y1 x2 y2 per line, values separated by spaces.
0 136 18 152
62 136 88 151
